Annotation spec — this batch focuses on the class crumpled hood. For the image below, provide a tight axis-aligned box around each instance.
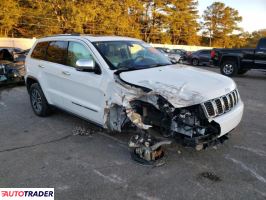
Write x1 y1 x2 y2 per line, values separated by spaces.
119 65 236 108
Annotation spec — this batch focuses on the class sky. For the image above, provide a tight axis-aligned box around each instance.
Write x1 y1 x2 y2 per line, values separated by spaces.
198 0 266 33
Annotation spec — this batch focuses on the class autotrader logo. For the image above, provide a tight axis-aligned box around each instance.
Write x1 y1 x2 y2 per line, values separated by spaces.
0 188 54 199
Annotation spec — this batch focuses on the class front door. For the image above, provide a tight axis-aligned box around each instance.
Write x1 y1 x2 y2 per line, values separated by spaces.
58 41 106 125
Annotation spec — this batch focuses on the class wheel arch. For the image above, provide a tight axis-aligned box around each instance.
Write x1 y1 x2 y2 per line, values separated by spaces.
220 55 240 68
25 76 40 93
192 57 199 65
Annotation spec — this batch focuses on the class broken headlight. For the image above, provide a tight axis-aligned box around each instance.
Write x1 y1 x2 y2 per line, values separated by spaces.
171 108 206 138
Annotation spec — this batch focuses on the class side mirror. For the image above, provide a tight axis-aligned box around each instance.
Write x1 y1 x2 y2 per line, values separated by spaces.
76 59 95 72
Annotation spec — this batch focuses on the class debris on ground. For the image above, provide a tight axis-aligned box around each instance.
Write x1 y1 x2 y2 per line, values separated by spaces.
129 130 171 166
199 172 222 182
72 126 96 136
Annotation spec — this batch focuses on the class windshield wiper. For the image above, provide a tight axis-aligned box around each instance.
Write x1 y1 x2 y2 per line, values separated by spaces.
115 63 171 74
149 63 172 68
114 66 139 74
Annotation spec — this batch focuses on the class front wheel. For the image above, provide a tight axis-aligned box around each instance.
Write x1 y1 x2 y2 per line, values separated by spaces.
220 60 238 77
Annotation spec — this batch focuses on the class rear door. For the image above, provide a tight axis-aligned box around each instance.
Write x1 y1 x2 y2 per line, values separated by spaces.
240 49 254 68
199 50 211 64
40 41 69 105
28 41 52 101
254 38 266 69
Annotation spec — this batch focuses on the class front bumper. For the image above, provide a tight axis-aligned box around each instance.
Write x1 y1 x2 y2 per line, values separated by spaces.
181 99 244 149
213 99 244 137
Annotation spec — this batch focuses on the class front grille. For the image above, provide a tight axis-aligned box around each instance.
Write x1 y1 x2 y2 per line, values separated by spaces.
203 102 215 116
202 89 239 118
215 99 223 113
222 96 229 111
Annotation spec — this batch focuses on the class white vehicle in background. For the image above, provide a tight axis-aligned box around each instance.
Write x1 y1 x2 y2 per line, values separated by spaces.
154 47 182 63
25 34 244 163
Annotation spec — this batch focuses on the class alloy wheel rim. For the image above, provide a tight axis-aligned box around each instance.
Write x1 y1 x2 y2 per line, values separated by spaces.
223 64 233 75
31 89 42 113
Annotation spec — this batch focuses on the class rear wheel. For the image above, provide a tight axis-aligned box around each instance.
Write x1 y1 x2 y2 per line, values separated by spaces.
220 60 238 77
30 83 51 116
192 58 199 66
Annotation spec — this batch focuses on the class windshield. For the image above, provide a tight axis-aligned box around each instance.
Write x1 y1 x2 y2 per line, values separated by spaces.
93 41 171 70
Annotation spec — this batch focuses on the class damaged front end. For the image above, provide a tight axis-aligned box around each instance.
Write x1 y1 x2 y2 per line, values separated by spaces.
104 71 226 164
129 97 221 150
0 61 25 85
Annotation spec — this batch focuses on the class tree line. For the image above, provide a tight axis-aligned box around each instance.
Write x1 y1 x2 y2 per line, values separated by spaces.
1 0 266 48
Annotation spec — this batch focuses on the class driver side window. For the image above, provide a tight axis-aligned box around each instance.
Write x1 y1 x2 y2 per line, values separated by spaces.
67 42 94 67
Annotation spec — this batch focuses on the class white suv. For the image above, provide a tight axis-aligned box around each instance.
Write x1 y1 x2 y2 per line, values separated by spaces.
25 34 244 152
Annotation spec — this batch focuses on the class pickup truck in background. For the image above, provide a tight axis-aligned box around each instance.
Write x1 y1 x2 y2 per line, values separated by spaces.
211 38 266 77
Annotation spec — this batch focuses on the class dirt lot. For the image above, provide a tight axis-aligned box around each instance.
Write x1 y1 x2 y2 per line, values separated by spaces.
0 67 266 200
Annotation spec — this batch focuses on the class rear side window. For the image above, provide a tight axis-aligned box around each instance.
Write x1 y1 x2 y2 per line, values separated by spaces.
201 50 211 55
46 41 68 65
31 42 49 60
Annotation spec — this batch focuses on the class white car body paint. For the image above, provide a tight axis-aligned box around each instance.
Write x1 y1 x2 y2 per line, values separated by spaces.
25 35 244 143
119 64 244 137
119 65 237 108
214 101 243 137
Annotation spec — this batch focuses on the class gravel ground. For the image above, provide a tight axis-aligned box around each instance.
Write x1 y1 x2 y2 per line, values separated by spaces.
0 67 266 200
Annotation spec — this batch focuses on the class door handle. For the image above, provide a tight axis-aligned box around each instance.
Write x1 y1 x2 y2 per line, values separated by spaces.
62 71 71 75
38 64 45 68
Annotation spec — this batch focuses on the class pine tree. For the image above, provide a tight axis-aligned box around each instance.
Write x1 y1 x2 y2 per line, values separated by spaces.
202 2 242 47
0 0 21 36
166 0 200 45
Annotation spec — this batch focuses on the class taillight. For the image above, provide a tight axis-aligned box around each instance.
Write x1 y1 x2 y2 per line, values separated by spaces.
211 50 216 58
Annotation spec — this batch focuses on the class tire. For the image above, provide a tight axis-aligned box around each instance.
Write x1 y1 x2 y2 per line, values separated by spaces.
192 58 199 66
238 69 248 75
29 83 51 116
220 60 238 77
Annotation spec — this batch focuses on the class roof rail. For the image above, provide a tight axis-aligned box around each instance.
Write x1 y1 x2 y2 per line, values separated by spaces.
46 33 81 37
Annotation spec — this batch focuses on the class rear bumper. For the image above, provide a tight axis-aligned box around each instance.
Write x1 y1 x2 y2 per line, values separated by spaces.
213 99 244 137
